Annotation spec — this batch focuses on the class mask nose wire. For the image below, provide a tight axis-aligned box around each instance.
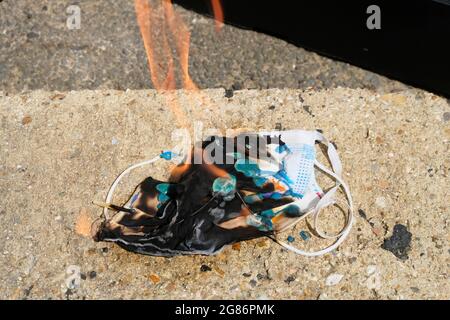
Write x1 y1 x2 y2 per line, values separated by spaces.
99 155 163 220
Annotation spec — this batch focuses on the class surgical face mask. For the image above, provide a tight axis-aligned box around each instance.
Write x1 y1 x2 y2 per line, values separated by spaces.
253 130 353 256
93 129 353 257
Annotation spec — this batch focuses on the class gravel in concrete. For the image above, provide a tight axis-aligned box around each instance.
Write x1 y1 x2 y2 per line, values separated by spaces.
0 0 409 93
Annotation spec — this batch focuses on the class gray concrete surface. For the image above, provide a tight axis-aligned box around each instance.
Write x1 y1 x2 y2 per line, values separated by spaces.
0 0 408 92
1 88 448 299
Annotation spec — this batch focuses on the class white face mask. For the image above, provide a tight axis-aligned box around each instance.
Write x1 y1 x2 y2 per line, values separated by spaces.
253 129 354 256
98 129 353 257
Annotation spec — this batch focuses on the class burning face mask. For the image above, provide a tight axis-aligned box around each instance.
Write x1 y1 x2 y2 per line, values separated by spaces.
93 130 353 257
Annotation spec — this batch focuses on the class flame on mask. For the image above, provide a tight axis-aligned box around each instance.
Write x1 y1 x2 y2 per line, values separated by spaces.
135 0 229 177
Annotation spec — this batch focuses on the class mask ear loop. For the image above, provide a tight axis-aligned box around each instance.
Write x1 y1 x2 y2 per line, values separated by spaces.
274 132 354 256
100 156 162 220
312 160 353 239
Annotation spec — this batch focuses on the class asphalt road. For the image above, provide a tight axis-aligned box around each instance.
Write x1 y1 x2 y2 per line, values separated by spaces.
0 0 408 92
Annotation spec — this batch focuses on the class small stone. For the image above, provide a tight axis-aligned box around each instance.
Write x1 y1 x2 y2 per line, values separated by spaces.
50 93 66 101
284 275 296 284
443 112 450 122
165 282 176 292
224 89 233 98
149 274 160 284
232 242 241 251
410 287 420 293
325 273 344 286
268 105 275 110
378 179 390 189
317 293 329 300
242 273 251 278
21 115 32 125
375 197 387 209
88 271 97 279
366 271 381 290
367 265 377 275
372 226 383 237
200 264 212 272
85 248 96 255
26 32 39 39
213 266 225 277
111 137 119 145
249 279 257 287
257 239 268 247
375 136 383 144
358 209 368 220
302 105 314 117
348 257 357 263
231 82 242 90
381 94 406 105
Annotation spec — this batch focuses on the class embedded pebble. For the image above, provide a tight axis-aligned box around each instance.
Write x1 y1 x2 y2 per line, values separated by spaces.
231 242 241 251
367 265 377 275
366 267 381 290
325 273 344 286
149 274 160 284
284 275 296 284
21 115 32 125
375 197 387 209
200 265 212 272
443 112 450 122
213 266 225 277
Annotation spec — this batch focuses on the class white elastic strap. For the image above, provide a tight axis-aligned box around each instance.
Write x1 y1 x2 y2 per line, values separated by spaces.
103 156 161 219
275 132 354 256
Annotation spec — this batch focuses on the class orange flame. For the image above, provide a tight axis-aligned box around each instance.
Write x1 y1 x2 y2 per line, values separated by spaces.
135 0 228 172
134 0 174 90
211 0 224 32
162 0 198 90
134 0 194 128
134 0 223 94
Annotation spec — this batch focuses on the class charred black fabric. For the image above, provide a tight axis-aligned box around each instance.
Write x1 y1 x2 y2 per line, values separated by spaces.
94 135 295 257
